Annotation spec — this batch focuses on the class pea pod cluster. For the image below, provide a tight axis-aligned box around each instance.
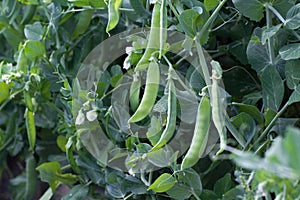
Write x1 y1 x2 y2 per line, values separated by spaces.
181 96 211 170
128 59 160 123
135 0 167 72
152 79 177 150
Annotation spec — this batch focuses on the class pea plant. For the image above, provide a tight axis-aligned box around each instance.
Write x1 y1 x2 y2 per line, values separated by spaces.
0 0 300 199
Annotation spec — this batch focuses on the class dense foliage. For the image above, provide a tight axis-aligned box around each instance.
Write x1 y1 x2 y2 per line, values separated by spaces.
1 0 300 199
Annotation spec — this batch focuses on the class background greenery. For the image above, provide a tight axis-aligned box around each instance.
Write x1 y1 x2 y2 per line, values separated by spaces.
1 0 300 199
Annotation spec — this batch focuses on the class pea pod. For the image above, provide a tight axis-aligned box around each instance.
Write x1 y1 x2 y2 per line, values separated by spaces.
181 96 211 170
128 60 160 123
159 0 167 59
25 108 36 151
152 79 176 150
211 61 226 153
135 1 167 72
25 155 37 200
129 73 141 112
24 91 34 112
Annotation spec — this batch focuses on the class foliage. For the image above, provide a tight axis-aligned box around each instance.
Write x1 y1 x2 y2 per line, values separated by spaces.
0 0 300 199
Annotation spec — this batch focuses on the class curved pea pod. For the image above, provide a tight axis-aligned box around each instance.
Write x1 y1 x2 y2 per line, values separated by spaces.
211 61 227 154
25 108 36 151
129 73 141 112
181 96 211 170
128 60 160 123
152 79 176 150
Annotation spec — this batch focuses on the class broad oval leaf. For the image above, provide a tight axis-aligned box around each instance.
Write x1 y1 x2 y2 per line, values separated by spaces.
285 60 300 90
285 3 300 30
24 22 44 41
261 65 284 111
148 173 176 193
232 0 264 21
279 43 300 60
288 84 300 105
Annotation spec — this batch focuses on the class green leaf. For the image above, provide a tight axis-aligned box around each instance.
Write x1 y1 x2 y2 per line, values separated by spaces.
261 24 282 45
246 28 270 72
68 0 106 8
178 168 202 196
148 173 176 193
214 173 235 197
36 161 62 191
72 10 94 40
56 135 68 152
232 103 264 124
24 22 44 41
62 184 89 200
147 147 177 167
279 43 300 60
264 108 277 126
106 0 122 34
285 60 300 90
232 0 264 21
146 116 162 146
178 9 200 37
204 0 219 11
231 112 256 144
261 65 284 111
288 84 300 105
0 82 10 104
285 3 300 30
166 183 192 200
24 40 46 61
36 161 78 192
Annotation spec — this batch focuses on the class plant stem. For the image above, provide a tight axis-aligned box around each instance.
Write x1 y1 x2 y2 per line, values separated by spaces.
252 101 289 148
195 0 227 94
266 4 285 23
266 4 275 65
197 0 228 41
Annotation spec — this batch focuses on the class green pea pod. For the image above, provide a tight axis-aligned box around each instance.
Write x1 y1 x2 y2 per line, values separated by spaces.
129 73 141 112
24 91 34 112
128 60 160 123
211 61 226 153
181 96 211 170
159 0 167 59
25 108 36 151
25 155 37 199
135 2 161 72
152 79 176 150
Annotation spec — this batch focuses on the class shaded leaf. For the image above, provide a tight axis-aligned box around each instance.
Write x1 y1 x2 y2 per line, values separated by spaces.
261 65 284 111
279 43 300 60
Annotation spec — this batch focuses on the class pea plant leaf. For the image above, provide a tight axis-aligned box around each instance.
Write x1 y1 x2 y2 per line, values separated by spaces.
279 43 300 60
106 0 122 34
246 28 270 72
288 84 300 105
260 65 284 112
24 22 44 41
285 3 300 30
285 59 300 90
148 173 176 193
232 0 264 22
